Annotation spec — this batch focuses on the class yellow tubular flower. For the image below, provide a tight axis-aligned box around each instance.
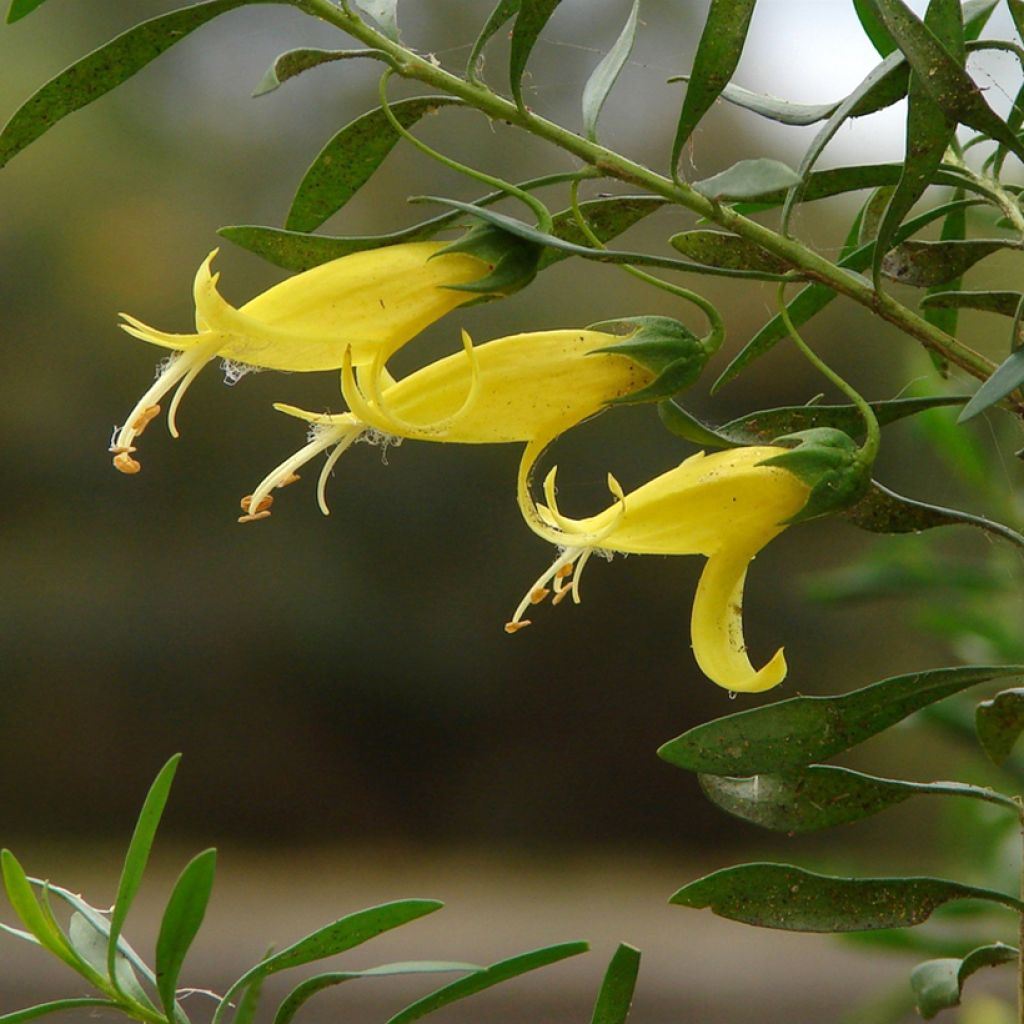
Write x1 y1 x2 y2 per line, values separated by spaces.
110 243 489 473
241 328 657 522
509 447 812 694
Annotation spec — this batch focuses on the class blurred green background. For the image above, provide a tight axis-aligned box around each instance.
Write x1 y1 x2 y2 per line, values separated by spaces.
3 3 1024 1019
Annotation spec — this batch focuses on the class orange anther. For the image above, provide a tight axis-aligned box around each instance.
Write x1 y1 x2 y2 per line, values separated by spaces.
555 563 574 579
552 588 571 606
277 472 301 488
108 445 137 455
237 510 272 524
130 404 161 435
240 493 274 514
112 452 141 475
529 587 551 605
504 620 532 634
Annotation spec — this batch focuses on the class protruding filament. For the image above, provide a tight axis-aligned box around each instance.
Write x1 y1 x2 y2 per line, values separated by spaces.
506 547 585 634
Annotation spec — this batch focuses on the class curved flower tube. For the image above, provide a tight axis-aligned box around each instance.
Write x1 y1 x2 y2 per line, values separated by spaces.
509 447 812 693
110 242 490 473
241 328 657 521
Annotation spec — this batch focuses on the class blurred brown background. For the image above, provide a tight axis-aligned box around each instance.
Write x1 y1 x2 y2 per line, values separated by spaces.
2 2 1023 1020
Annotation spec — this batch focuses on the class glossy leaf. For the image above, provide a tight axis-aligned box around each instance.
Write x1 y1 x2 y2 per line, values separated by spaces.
253 49 389 97
657 665 1024 776
669 230 790 272
872 0 962 284
976 688 1024 765
354 0 399 40
672 0 757 169
590 944 640 1024
384 942 588 1024
0 0 280 169
882 238 1016 287
672 864 1024 931
922 290 1024 317
287 97 462 233
581 0 638 141
213 900 443 1024
0 1002 120 1024
911 944 1017 1019
959 348 1024 422
273 963 481 1024
510 0 562 109
6 0 48 22
467 0 520 81
699 766 1011 834
108 754 180 987
156 849 217 1018
692 158 801 200
843 481 1024 548
863 0 1024 161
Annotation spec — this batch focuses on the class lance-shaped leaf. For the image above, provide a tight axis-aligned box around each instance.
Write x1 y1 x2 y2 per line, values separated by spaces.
538 195 668 269
862 0 1024 162
911 944 1017 1019
67 914 155 1011
976 688 1024 765
872 0 962 284
672 0 757 170
692 158 801 201
699 766 1014 834
0 1002 121 1024
467 0 521 81
882 238 1019 287
213 900 443 1024
669 230 790 273
581 0 639 142
658 664 1024 776
252 49 391 97
590 944 640 1024
385 943 588 1024
672 864 1024 932
354 0 399 41
273 963 482 1024
714 197 983 389
287 97 462 233
659 394 966 448
854 0 898 55
922 290 1024 318
510 0 562 109
108 754 181 990
0 0 283 168
6 0 49 22
959 348 1024 422
155 849 217 1019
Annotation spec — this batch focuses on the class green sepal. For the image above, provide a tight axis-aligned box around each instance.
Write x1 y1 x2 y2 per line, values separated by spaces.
759 428 871 522
589 316 715 405
436 223 541 297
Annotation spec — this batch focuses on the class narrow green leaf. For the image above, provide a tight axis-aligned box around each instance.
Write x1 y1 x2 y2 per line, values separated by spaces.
353 0 399 41
0 1002 119 1024
882 238 1017 287
672 0 757 170
959 348 1024 422
864 0 1024 161
669 230 790 272
963 0 999 41
214 900 444 1024
156 849 217 1019
384 943 588 1024
854 0 898 55
976 688 1024 765
108 754 181 988
872 0 962 284
843 481 1024 548
0 1 282 169
911 944 1017 1019
692 158 801 201
273 963 481 1024
581 0 639 142
234 946 274 1024
252 49 389 98
921 290 1024 317
509 0 562 109
672 864 1024 931
67 914 155 1011
921 197 967 375
467 0 521 81
1010 0 1024 38
590 944 640 1024
657 665 1024 776
6 0 48 23
699 766 1012 834
287 97 462 233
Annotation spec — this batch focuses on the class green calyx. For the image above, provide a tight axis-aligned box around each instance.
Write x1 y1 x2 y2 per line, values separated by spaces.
436 222 541 297
591 315 718 405
759 427 873 523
